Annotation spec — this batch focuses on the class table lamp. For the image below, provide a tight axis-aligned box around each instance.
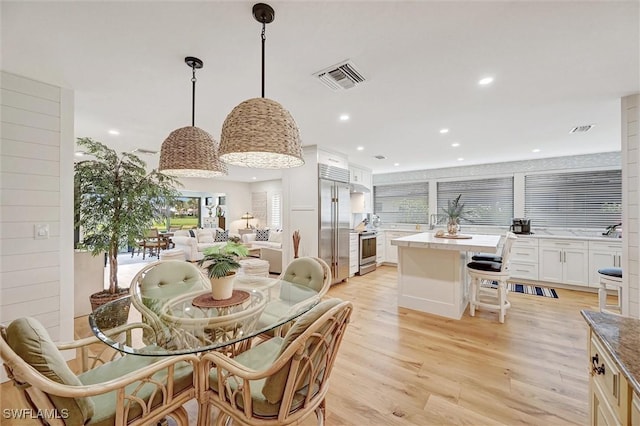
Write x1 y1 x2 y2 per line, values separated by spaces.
241 212 254 229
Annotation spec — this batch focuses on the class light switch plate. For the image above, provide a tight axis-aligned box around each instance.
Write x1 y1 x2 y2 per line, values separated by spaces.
34 223 50 240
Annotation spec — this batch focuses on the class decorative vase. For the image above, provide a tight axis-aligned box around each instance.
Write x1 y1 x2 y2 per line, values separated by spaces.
447 220 459 236
292 230 301 259
210 273 235 300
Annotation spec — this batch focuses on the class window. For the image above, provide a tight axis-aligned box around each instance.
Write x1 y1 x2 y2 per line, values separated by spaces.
270 192 282 229
437 177 514 226
525 170 621 228
374 182 429 224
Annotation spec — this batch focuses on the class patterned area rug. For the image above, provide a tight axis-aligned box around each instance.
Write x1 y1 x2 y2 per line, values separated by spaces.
481 281 559 298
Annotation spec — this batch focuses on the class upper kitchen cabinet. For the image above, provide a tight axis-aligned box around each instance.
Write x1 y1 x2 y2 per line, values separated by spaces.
349 164 373 214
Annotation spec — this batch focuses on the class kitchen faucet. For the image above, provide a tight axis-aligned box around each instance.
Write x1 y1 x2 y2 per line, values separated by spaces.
429 213 439 230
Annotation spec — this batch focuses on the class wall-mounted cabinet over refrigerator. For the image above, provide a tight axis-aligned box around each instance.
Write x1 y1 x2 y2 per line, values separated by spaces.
318 164 350 284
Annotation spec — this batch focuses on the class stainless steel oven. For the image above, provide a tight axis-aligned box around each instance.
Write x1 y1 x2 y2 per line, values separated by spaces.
358 231 377 275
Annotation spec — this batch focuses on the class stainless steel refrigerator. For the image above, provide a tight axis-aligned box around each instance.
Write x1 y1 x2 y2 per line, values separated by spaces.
318 166 351 285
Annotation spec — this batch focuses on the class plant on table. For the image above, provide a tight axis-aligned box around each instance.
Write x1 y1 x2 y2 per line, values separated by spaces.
198 242 248 299
441 194 472 235
75 137 180 306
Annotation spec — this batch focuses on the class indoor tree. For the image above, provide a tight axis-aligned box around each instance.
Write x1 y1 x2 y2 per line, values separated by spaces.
75 137 180 301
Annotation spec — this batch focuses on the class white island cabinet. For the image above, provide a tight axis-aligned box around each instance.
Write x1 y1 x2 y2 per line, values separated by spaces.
392 233 501 320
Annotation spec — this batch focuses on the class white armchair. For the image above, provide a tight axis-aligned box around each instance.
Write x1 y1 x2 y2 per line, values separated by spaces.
171 228 240 261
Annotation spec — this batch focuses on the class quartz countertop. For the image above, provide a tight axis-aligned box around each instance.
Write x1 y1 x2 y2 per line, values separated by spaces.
581 310 640 395
390 232 501 252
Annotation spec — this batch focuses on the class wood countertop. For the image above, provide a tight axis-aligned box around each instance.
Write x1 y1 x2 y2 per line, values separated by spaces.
581 310 640 395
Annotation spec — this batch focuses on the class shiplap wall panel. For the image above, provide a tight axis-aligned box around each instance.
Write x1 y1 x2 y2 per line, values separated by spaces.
0 72 72 349
2 122 60 145
0 222 61 239
1 88 61 116
1 139 60 161
0 266 60 289
0 156 60 175
0 172 61 191
622 94 640 318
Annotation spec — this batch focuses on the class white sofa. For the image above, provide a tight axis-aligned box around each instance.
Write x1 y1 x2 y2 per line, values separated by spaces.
171 228 240 261
241 230 283 274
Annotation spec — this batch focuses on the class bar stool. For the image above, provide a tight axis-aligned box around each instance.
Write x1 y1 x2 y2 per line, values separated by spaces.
597 267 623 314
467 232 517 323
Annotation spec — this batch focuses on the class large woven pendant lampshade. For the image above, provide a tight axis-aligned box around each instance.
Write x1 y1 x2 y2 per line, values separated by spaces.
159 57 227 178
160 126 227 177
218 3 304 169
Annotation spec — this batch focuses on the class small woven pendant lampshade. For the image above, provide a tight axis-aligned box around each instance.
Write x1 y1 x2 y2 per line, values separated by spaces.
219 97 304 169
159 126 228 178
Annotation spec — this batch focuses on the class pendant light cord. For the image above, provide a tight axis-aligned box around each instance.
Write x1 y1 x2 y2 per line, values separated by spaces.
261 22 266 98
191 64 197 126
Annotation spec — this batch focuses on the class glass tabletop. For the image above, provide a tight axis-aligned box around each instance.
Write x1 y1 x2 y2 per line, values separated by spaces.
89 277 320 356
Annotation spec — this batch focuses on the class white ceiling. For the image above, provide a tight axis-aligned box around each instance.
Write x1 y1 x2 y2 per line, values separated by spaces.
2 1 639 182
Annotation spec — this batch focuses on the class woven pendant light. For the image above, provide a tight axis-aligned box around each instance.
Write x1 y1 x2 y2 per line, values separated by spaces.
160 57 227 178
218 3 304 169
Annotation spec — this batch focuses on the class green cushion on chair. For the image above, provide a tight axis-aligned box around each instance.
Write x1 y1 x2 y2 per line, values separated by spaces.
79 351 193 426
262 298 342 404
6 317 95 424
281 258 325 293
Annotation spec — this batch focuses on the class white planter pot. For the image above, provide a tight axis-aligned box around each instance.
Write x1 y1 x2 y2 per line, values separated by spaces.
74 250 105 317
210 274 235 300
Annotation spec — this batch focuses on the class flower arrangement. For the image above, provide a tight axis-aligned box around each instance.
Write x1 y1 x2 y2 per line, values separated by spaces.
441 194 472 235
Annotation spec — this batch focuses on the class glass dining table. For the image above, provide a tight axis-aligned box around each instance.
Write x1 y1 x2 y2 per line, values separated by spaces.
89 277 320 356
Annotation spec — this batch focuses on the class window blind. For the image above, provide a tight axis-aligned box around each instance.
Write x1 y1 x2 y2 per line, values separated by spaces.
437 177 514 226
270 193 282 229
374 182 428 224
524 170 621 228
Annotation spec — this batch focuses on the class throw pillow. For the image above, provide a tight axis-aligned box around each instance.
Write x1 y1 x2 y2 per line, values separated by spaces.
255 229 270 241
197 229 215 244
188 229 196 238
215 230 229 242
268 230 283 244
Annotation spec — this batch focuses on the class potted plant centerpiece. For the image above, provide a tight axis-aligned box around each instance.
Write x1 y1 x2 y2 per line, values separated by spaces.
198 242 249 300
75 137 179 321
441 194 472 236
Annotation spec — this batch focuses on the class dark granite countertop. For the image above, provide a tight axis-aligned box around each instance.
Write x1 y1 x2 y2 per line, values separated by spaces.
581 310 640 395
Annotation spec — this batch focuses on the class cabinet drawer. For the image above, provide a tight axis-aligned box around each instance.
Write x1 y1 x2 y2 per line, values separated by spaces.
540 238 588 249
590 336 621 411
511 246 538 262
589 240 623 251
512 237 538 247
510 262 538 280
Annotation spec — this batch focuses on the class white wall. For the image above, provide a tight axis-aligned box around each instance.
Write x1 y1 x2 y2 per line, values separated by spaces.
250 179 282 228
0 72 74 343
622 94 639 318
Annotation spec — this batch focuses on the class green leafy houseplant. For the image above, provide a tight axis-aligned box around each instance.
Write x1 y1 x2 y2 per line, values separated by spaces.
197 242 248 279
75 137 180 300
441 194 472 235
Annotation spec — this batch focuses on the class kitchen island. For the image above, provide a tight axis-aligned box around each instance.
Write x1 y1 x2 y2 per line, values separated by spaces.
391 232 501 319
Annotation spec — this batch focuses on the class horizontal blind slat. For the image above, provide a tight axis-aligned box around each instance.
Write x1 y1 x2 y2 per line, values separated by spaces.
374 182 428 224
437 177 514 226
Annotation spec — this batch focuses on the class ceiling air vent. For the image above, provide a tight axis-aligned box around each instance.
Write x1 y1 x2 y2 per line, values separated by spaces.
313 60 366 91
374 155 386 160
132 148 158 155
569 124 594 134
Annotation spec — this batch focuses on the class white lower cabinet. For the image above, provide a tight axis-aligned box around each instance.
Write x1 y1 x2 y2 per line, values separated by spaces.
349 233 358 277
539 239 588 287
376 231 385 265
384 231 415 264
509 237 539 281
589 240 623 288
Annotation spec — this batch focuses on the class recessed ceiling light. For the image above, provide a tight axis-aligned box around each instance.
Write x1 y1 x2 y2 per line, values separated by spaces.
394 163 399 166
339 114 350 121
252 176 257 180
108 129 120 135
478 77 494 86
357 146 364 151
532 148 541 153
451 142 460 147
74 151 86 157
439 128 449 134
457 157 464 161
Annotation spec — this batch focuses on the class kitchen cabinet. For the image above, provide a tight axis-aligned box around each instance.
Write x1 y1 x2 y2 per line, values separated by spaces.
509 238 539 281
349 233 358 277
376 231 385 265
539 239 588 286
589 240 623 288
384 230 415 264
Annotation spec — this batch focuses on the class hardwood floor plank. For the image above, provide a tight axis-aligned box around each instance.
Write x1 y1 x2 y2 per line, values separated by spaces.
1 264 596 425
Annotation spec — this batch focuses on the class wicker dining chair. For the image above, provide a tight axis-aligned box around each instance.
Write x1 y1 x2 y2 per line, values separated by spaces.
132 228 164 259
0 317 198 426
197 298 353 426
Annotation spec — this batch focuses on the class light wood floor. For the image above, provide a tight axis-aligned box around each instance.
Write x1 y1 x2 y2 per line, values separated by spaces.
1 265 598 425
